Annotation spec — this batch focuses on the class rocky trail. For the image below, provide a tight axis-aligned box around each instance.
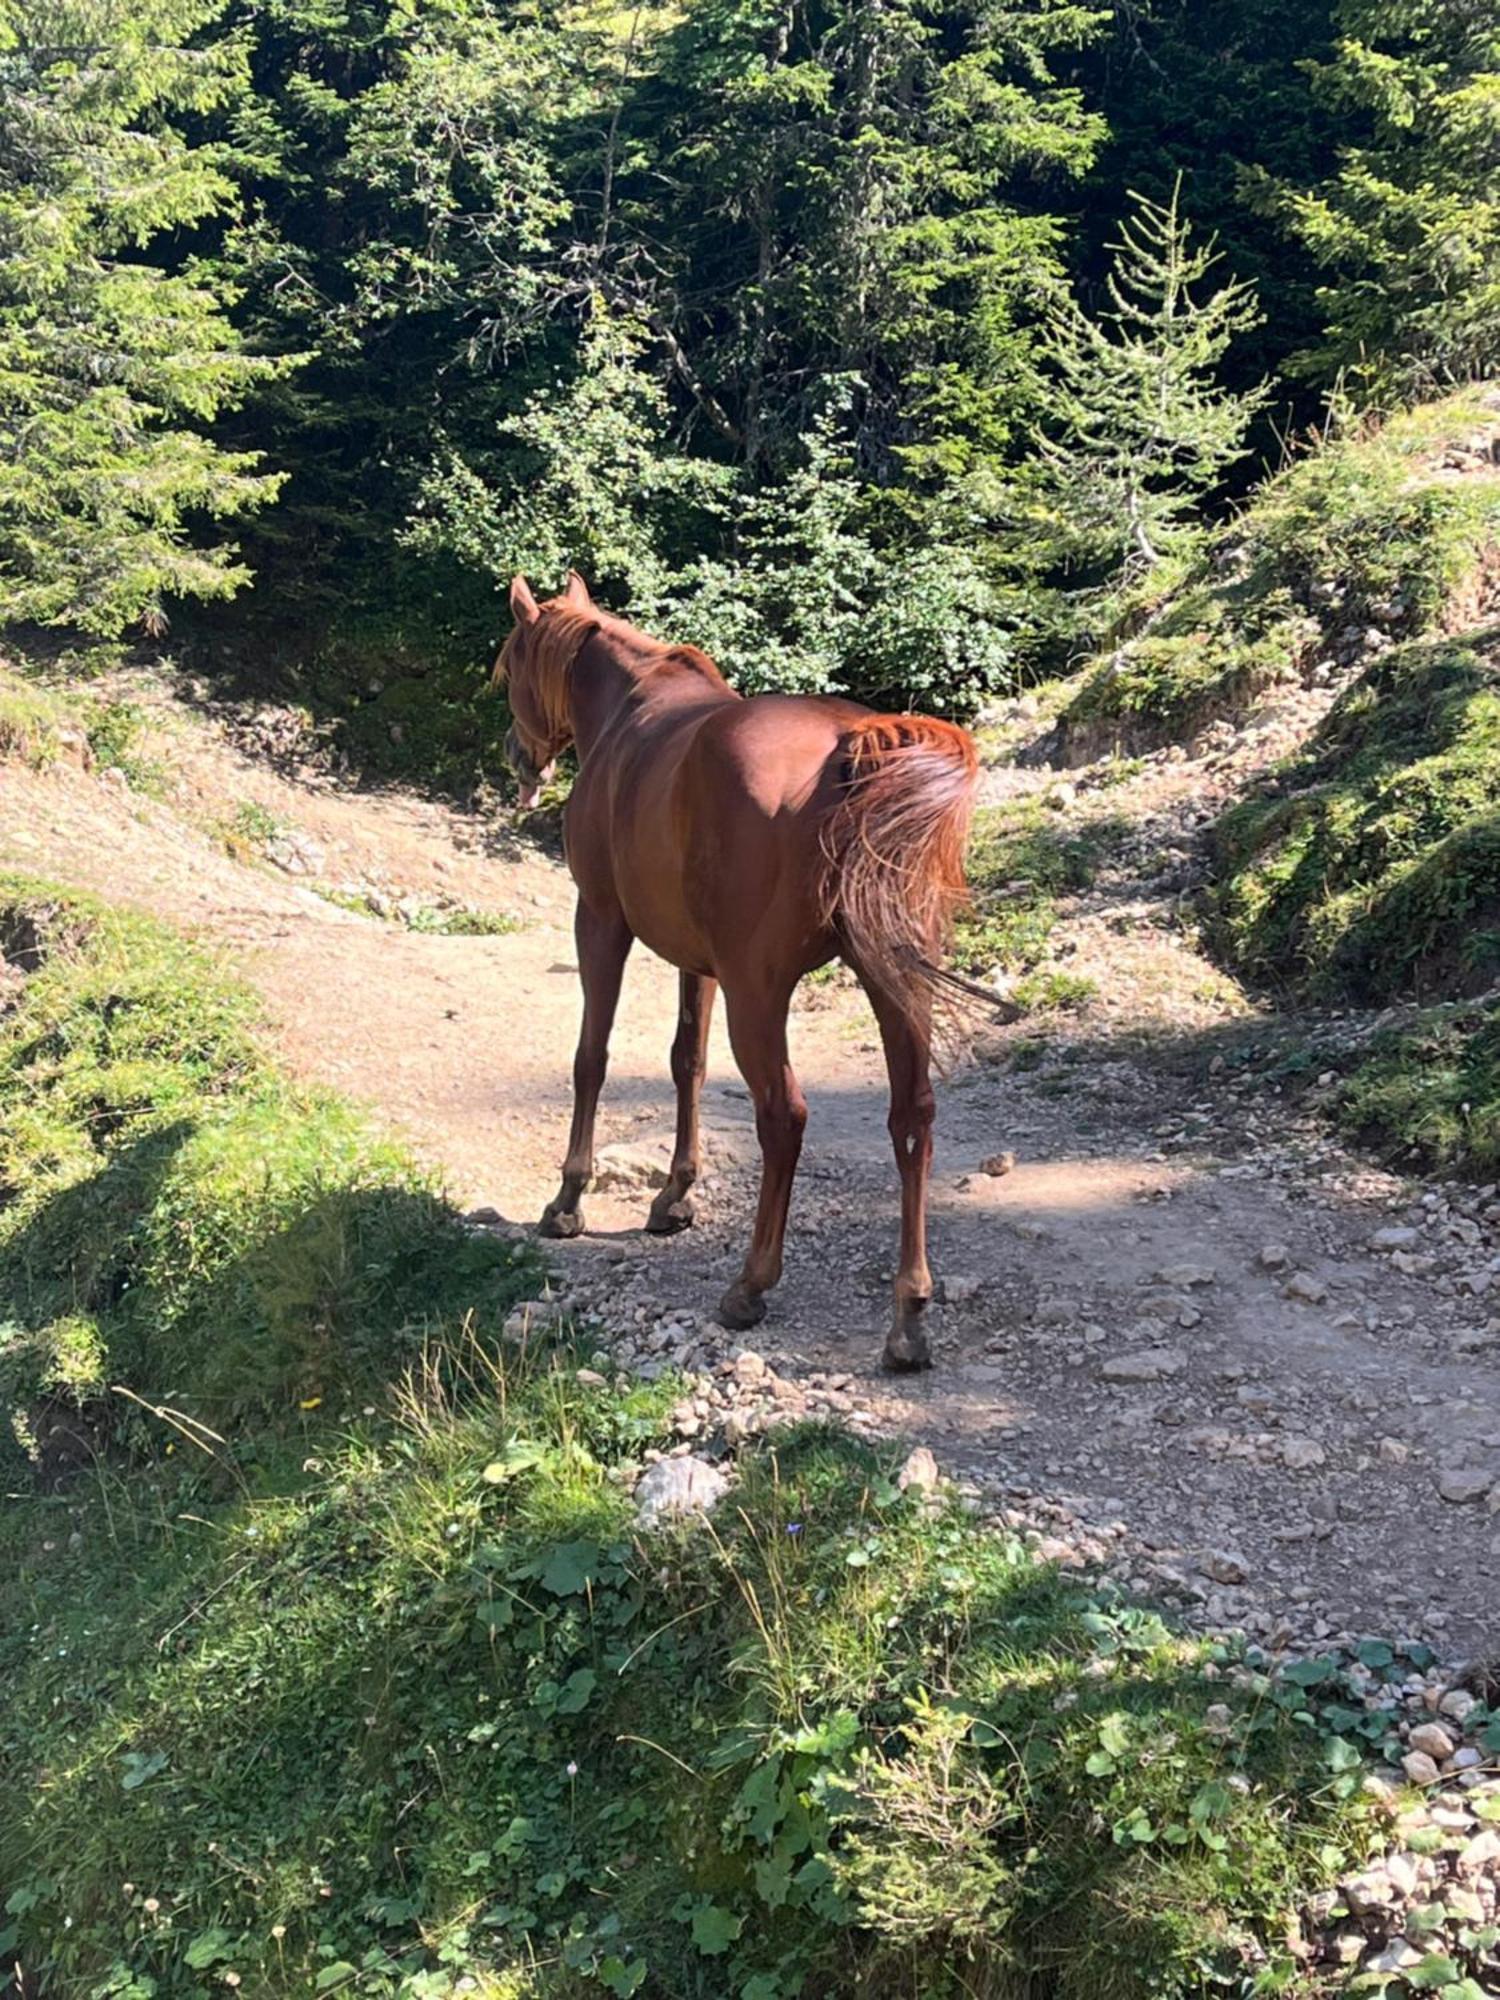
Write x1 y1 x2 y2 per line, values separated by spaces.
4 674 1498 1666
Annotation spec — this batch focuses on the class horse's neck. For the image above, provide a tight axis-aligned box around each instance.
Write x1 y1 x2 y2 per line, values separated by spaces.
568 625 721 762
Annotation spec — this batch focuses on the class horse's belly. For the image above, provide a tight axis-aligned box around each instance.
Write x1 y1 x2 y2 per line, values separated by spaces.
619 889 715 978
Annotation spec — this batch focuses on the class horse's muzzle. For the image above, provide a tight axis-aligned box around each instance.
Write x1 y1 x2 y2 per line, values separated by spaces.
505 726 554 810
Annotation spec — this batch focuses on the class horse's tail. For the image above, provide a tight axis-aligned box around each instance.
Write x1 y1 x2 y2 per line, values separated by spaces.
819 714 990 1032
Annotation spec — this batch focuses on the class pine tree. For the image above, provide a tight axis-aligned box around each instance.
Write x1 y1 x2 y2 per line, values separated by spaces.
406 305 727 610
208 0 589 624
611 0 1110 486
1073 0 1339 410
1269 0 1500 392
1028 179 1266 578
0 0 283 636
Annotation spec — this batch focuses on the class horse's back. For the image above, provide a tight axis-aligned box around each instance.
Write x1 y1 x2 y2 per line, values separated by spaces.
577 690 860 982
673 695 864 979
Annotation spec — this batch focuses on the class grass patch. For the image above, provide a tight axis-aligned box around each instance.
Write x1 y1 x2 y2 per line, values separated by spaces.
216 798 287 862
952 804 1120 1008
953 801 1112 996
311 883 523 936
0 879 543 1469
0 664 170 791
0 1341 1394 2000
1210 626 1500 1004
1057 390 1500 752
1009 967 1099 1013
1332 997 1500 1177
0 675 77 768
84 696 170 794
404 902 521 938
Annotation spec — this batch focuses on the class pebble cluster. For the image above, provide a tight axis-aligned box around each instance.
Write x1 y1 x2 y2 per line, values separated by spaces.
1308 1676 1500 1990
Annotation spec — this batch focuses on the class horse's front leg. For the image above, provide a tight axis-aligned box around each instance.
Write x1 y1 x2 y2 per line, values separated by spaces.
860 978 937 1371
647 971 717 1234
539 900 633 1239
717 984 805 1330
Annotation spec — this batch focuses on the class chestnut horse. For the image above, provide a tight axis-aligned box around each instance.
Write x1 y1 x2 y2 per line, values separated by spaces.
495 572 978 1371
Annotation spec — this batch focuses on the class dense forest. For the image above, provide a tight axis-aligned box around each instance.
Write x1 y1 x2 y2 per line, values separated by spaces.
4 0 1498 760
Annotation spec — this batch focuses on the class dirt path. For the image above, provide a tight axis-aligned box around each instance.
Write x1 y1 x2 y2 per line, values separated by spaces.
4 679 1497 1661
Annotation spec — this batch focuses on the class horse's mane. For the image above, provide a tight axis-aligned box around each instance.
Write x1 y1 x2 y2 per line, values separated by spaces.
492 605 600 739
493 603 731 737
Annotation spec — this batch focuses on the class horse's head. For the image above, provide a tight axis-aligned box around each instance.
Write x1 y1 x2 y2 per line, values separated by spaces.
493 571 596 808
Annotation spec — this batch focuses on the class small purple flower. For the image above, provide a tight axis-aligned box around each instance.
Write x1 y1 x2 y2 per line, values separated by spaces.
786 1522 803 1536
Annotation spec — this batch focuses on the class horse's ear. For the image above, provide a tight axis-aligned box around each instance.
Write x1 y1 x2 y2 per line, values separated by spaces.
564 570 592 608
510 575 540 625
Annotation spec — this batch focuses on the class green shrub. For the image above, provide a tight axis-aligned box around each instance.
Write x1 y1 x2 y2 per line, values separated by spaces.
1211 627 1500 1002
0 880 542 1461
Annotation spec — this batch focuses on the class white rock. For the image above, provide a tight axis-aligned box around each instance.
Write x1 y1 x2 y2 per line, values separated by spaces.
1372 1226 1420 1251
1408 1721 1455 1761
1384 1851 1422 1898
1155 1262 1216 1288
1367 1939 1422 1976
1258 1244 1291 1271
633 1454 728 1525
593 1143 671 1192
897 1446 941 1494
1437 1465 1495 1504
1101 1346 1187 1382
1278 1435 1328 1471
1459 1827 1500 1872
1284 1271 1328 1304
941 1274 982 1303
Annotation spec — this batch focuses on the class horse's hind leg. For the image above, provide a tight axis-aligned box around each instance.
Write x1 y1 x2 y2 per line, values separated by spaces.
540 901 632 1239
717 983 806 1331
648 971 717 1234
854 970 937 1371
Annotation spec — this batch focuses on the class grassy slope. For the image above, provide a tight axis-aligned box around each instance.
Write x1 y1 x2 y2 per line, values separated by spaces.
0 883 535 1460
1211 625 1500 1006
1056 392 1500 753
0 886 1402 1999
1204 613 1499 1176
1042 389 1500 1176
949 799 1118 1014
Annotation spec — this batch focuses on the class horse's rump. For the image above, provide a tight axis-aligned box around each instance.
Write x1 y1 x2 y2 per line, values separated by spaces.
818 712 979 1025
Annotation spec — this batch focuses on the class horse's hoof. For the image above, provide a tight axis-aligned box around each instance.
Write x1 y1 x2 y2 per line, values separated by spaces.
645 1192 696 1236
538 1203 584 1240
716 1283 766 1331
882 1322 932 1373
